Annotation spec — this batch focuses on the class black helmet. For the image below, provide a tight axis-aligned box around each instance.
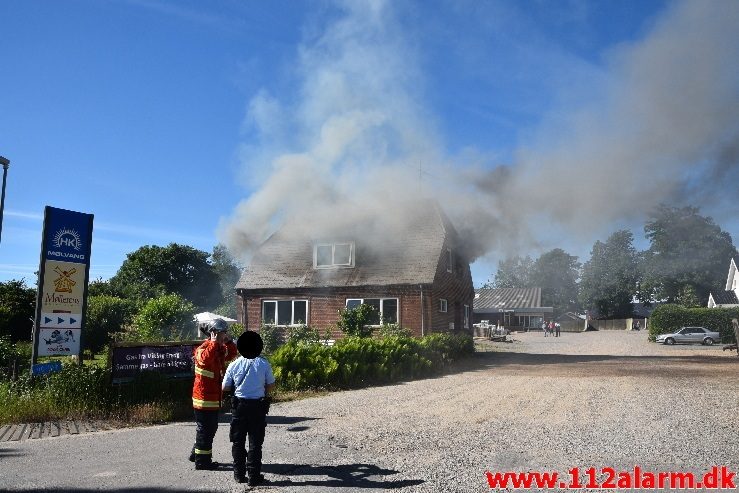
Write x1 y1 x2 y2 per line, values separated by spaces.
237 331 264 359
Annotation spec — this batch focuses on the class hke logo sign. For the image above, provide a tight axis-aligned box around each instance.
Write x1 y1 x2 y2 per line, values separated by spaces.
53 228 81 251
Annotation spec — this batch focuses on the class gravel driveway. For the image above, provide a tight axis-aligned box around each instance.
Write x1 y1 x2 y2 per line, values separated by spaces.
1 331 737 492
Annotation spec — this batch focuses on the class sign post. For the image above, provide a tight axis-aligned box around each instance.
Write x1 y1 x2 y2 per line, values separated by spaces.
32 206 94 365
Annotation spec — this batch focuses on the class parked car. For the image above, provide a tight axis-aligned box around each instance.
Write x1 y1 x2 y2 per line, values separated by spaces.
656 327 720 345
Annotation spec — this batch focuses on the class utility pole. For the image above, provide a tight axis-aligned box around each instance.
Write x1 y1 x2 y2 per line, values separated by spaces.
0 155 10 245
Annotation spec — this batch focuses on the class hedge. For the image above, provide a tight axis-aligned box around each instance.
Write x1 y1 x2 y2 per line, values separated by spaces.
648 304 739 343
271 333 475 391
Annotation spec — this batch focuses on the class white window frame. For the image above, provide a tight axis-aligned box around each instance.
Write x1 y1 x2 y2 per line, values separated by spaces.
439 299 448 313
446 248 453 273
345 298 399 326
261 299 309 326
314 242 355 269
464 304 470 329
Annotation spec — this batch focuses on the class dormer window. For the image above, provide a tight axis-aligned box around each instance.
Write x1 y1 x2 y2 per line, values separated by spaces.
314 242 354 269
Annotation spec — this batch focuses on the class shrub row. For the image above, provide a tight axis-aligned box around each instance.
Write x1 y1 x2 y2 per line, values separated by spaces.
271 333 474 391
0 361 191 425
648 304 739 343
1 332 475 424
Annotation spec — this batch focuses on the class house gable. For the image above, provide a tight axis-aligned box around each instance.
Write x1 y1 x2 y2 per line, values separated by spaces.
708 258 739 308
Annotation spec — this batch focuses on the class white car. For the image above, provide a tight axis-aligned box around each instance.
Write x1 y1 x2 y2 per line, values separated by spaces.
656 326 720 345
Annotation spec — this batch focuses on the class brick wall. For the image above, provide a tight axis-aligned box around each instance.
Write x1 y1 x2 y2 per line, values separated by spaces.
237 274 473 338
425 240 475 333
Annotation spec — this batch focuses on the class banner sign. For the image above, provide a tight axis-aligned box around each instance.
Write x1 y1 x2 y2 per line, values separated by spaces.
111 343 199 384
33 207 94 360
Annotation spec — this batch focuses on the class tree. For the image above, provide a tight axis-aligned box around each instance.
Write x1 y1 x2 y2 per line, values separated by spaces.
84 295 137 353
639 205 738 305
0 279 36 342
131 293 196 342
579 230 639 318
109 243 222 310
210 244 242 318
87 277 119 298
531 249 581 316
485 256 534 288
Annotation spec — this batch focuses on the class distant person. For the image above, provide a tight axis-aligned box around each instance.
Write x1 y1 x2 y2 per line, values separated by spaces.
555 322 561 337
543 320 549 337
189 319 238 470
222 330 275 486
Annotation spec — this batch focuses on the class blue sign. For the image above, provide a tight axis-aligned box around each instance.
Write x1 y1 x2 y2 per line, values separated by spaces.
44 206 93 263
32 360 63 376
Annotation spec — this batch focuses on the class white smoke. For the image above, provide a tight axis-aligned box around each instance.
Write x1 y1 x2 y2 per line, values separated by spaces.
219 0 739 267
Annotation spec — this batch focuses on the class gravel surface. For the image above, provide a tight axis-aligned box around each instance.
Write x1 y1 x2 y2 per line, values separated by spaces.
1 330 737 492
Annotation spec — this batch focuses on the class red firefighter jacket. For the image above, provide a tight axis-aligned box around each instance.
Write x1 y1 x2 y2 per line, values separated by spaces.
191 339 238 410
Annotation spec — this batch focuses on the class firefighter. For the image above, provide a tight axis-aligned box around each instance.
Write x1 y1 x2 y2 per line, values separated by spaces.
189 318 238 470
222 330 275 485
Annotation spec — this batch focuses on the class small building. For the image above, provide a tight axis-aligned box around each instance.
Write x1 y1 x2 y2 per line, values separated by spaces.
472 287 553 335
235 203 474 338
707 258 739 308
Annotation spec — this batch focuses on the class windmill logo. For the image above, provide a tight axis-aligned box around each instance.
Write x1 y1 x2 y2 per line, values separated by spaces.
53 266 77 293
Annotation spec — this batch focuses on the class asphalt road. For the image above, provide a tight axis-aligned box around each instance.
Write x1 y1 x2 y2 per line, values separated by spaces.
1 331 737 493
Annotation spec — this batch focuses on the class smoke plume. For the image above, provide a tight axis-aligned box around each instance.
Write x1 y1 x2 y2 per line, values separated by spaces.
219 0 739 268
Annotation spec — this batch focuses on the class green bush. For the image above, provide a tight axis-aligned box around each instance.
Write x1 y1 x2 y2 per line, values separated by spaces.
271 332 474 391
376 323 412 338
259 324 282 354
648 304 739 343
337 304 376 338
85 295 137 354
286 324 320 345
124 293 196 342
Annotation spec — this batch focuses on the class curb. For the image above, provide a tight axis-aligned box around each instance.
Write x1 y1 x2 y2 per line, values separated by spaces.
0 420 117 443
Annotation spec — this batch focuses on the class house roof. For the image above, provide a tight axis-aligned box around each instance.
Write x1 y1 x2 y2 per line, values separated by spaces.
709 290 739 306
236 202 457 290
557 311 585 322
473 287 552 313
630 302 663 318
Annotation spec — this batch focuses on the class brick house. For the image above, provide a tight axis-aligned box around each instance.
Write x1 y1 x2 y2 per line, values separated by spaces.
235 203 474 338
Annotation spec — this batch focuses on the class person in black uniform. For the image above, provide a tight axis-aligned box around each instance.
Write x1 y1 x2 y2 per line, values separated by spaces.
222 330 275 485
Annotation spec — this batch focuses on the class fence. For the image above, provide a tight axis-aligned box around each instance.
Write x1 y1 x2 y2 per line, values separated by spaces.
586 318 648 331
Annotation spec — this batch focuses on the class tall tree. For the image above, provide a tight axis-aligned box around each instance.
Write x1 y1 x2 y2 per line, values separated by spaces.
485 255 534 288
579 230 639 318
531 249 581 316
0 279 36 342
639 205 738 305
109 243 222 311
210 244 242 318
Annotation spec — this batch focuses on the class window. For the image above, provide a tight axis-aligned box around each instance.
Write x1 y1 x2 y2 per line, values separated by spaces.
345 298 398 325
262 300 308 326
314 242 354 268
439 299 448 313
446 248 453 273
464 305 470 329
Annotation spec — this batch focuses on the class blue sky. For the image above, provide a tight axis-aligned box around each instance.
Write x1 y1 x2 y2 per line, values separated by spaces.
1 0 737 290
